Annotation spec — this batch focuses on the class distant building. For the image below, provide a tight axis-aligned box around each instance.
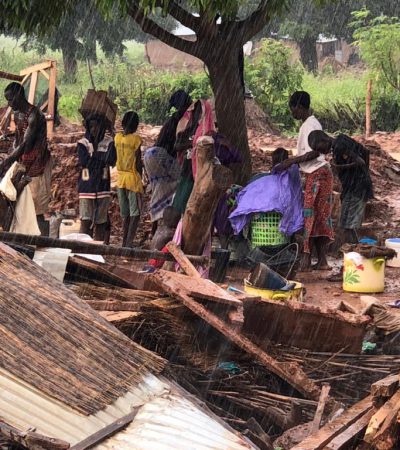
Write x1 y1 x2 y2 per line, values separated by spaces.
145 23 253 71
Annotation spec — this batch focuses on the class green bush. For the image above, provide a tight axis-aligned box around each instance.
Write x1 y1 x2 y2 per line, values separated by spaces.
110 67 211 124
372 93 400 132
245 38 304 130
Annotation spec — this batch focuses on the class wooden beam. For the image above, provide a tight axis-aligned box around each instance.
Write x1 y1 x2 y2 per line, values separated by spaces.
40 68 50 80
311 383 331 433
99 310 141 324
291 396 373 449
47 61 57 137
151 269 321 401
166 241 201 278
371 374 399 400
40 99 49 111
69 409 139 450
20 60 53 76
0 231 208 265
0 420 70 450
84 300 141 311
20 74 30 84
151 270 242 307
28 71 38 104
364 389 400 448
0 70 24 82
326 409 374 450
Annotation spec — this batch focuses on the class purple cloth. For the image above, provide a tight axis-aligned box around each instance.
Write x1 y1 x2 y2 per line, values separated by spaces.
229 166 304 235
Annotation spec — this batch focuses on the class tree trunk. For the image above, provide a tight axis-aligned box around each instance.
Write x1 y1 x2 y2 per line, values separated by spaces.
182 137 233 256
61 45 78 83
299 37 318 74
206 46 252 184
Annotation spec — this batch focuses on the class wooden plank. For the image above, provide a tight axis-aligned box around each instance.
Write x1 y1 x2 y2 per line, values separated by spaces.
326 409 374 450
166 241 201 278
99 311 141 323
371 374 399 399
40 68 50 80
70 409 139 450
85 300 141 311
291 396 373 449
28 71 38 104
0 418 70 450
67 256 138 289
40 99 49 111
0 70 24 82
153 270 242 306
20 60 53 76
311 383 331 433
70 283 161 302
365 389 400 447
151 269 321 401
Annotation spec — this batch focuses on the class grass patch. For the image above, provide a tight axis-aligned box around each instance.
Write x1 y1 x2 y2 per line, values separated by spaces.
303 71 367 110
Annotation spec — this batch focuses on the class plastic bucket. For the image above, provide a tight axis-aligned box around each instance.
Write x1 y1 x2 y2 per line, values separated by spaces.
248 262 287 290
385 238 400 268
209 249 231 283
343 252 385 293
33 248 72 282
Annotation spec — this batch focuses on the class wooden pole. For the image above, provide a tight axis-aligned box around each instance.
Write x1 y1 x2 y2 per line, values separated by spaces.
47 61 57 138
366 79 372 138
0 231 209 265
0 70 24 82
28 71 38 104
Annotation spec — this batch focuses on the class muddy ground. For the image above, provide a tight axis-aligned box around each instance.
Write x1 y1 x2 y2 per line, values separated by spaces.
12 110 400 308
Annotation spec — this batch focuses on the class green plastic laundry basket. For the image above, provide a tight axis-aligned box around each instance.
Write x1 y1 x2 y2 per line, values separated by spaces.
251 212 289 248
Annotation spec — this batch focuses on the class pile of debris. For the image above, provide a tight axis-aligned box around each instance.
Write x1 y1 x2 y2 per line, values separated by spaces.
281 373 400 450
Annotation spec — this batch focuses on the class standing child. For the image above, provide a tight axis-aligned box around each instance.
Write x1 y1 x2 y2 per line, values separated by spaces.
78 113 116 242
308 130 373 245
115 111 143 247
277 91 334 271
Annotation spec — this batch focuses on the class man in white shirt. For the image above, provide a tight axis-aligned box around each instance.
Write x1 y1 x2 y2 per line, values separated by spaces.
277 91 334 271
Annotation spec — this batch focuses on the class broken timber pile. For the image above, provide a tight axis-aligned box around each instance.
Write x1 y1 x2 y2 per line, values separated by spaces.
292 373 400 449
150 269 322 402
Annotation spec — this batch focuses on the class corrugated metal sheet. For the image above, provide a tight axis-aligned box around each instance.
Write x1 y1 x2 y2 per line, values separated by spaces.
0 369 256 449
96 389 254 450
0 368 167 444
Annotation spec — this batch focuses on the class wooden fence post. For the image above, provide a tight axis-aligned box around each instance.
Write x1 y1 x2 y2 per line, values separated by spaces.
366 79 372 137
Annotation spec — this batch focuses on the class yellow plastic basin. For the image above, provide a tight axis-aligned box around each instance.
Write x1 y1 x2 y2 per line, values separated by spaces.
244 279 304 301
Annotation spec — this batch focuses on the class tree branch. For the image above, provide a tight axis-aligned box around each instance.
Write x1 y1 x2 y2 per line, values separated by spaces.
233 0 271 44
166 1 200 32
128 2 199 57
